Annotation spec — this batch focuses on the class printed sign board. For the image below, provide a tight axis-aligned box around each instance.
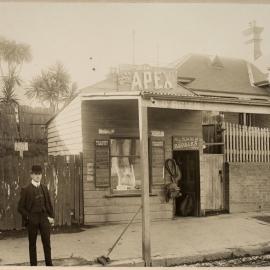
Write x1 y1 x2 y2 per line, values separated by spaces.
151 140 165 185
98 129 115 135
173 136 200 151
95 140 110 187
14 142 28 158
151 130 164 137
15 142 28 151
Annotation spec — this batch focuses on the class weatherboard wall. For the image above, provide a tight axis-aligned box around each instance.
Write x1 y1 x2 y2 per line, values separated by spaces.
47 96 82 156
81 99 205 224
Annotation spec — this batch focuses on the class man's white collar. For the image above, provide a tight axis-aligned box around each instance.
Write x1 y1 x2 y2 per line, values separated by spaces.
31 180 40 187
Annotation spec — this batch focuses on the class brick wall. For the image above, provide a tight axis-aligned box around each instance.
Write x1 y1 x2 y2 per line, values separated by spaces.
227 163 270 213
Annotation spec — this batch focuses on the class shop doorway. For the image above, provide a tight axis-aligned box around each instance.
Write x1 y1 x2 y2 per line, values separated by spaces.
173 150 200 217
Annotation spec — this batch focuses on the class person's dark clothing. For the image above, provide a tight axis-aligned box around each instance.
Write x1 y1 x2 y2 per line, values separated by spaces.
18 183 54 266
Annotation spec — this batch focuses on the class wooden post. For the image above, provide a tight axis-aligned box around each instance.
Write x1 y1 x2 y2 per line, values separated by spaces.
138 98 152 267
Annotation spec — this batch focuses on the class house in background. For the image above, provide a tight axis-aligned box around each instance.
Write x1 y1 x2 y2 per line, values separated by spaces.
173 54 270 213
47 54 270 225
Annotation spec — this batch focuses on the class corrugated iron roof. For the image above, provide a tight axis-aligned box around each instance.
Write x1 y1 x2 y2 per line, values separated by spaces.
142 85 196 97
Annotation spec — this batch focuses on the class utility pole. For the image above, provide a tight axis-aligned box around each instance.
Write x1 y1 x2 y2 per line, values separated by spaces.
138 97 151 267
156 42 159 67
132 29 135 65
243 20 264 61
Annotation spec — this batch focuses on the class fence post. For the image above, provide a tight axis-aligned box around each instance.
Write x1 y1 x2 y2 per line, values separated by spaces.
266 128 270 162
229 123 232 162
239 125 242 162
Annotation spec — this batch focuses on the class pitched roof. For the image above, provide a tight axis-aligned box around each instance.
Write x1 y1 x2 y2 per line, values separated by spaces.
172 54 270 98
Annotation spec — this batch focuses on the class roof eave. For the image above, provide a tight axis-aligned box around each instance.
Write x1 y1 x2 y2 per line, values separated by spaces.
142 92 270 107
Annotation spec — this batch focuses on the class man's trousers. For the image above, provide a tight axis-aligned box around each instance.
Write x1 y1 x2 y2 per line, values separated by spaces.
27 213 52 266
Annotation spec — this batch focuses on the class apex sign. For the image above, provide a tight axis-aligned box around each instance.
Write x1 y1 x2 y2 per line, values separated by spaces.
115 65 177 91
131 70 176 91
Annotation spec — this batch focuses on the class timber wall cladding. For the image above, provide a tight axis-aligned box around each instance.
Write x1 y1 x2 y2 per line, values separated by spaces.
48 97 82 156
0 155 83 230
227 163 270 213
81 100 203 224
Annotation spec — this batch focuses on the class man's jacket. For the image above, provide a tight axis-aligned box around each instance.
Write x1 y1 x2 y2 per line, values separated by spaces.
17 183 54 226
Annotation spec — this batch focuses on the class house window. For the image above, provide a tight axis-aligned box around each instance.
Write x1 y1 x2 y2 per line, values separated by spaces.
239 113 254 126
110 138 141 191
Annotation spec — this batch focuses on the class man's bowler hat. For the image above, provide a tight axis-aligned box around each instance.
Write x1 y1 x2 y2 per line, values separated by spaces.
31 165 42 174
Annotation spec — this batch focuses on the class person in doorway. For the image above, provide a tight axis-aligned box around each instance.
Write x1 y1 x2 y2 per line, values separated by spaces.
18 165 54 266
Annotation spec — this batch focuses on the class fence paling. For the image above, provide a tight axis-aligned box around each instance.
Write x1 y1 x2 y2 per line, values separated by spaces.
224 122 270 163
0 154 83 230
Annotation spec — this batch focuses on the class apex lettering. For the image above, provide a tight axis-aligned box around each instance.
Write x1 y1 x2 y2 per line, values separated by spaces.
131 71 176 91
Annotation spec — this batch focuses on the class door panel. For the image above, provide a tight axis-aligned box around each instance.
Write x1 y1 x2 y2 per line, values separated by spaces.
203 154 224 211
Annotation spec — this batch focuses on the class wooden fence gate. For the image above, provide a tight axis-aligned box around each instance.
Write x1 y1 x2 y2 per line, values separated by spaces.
203 154 224 212
0 154 83 230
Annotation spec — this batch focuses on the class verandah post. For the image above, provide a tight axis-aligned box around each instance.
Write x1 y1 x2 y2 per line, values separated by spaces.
138 97 152 267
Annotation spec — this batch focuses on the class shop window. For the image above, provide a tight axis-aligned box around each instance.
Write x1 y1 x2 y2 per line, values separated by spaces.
110 138 141 191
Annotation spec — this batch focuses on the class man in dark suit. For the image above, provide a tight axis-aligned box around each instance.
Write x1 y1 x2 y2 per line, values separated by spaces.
18 165 54 266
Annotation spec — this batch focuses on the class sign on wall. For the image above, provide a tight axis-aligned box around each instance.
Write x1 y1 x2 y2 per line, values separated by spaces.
95 140 110 187
151 140 165 185
173 136 200 151
115 65 177 91
14 142 28 158
151 130 165 137
98 129 115 135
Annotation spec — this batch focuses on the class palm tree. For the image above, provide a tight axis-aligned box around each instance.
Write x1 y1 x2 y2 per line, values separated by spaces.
0 37 31 106
26 63 72 112
0 68 20 107
0 37 31 75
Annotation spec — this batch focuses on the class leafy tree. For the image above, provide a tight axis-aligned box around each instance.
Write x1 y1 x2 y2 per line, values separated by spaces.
62 82 78 105
26 63 77 112
0 37 31 106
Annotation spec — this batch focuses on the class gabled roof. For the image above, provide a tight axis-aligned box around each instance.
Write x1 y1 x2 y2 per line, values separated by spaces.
171 54 270 98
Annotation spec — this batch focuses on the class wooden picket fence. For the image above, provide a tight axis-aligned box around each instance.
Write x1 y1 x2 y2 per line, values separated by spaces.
0 154 83 230
224 122 270 163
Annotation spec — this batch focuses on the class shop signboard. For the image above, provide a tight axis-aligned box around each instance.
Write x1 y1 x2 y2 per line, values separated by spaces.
115 64 177 91
173 136 200 151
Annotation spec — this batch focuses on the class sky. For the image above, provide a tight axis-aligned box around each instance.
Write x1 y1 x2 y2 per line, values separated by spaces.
0 2 270 105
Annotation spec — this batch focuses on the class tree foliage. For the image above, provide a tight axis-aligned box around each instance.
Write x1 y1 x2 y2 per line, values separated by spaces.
26 63 78 112
0 37 31 106
0 69 20 106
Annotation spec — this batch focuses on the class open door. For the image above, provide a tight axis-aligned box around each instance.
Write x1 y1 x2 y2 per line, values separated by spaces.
173 150 200 217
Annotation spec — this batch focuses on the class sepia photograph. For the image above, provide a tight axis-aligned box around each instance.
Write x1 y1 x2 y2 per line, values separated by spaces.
1 0 270 267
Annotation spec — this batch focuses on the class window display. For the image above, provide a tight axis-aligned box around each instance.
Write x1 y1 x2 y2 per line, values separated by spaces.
110 138 141 191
